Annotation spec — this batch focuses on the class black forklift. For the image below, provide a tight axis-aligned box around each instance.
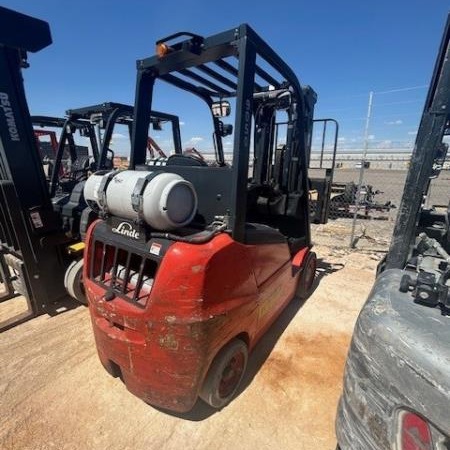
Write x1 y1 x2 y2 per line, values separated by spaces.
32 114 99 179
66 101 182 167
31 114 101 209
336 13 450 450
0 8 75 331
0 7 183 330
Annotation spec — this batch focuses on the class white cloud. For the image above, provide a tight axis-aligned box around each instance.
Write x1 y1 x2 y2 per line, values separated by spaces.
190 137 204 143
368 134 375 140
385 119 403 125
338 137 346 142
408 130 417 135
179 121 185 126
375 139 393 149
112 132 127 139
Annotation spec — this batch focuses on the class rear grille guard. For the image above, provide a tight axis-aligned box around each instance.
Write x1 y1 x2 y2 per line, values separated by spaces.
89 240 158 307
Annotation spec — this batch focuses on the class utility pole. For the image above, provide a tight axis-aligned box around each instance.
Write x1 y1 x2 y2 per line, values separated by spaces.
350 91 374 247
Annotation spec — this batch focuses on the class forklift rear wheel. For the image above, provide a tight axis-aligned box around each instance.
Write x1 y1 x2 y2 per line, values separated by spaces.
296 251 317 299
199 338 248 409
64 259 87 305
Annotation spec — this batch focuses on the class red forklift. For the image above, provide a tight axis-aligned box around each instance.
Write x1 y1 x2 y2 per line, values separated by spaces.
83 25 318 411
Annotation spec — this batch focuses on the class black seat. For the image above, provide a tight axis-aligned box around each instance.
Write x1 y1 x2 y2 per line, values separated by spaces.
244 223 286 245
166 154 207 167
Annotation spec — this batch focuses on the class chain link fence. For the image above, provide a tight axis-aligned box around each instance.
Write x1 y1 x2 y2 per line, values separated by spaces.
310 87 437 252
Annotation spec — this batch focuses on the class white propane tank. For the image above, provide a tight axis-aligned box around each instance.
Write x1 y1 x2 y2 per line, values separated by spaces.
84 170 198 230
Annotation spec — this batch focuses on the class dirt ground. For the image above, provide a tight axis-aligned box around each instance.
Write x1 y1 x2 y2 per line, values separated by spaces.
0 225 380 450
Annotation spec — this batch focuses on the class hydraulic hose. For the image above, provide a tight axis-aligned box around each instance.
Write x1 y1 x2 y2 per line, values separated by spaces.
149 223 227 244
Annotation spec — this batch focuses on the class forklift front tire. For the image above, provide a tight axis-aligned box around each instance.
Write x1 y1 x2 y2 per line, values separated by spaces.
199 338 248 409
296 251 317 299
64 259 87 305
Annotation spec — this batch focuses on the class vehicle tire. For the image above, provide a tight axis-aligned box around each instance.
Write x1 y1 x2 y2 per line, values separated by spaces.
296 251 317 299
399 274 412 293
199 338 248 409
376 253 387 276
64 259 87 305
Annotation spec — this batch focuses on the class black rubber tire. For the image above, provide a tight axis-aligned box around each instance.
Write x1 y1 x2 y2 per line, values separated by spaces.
64 259 87 305
296 251 317 299
199 338 248 409
376 253 387 276
399 274 412 293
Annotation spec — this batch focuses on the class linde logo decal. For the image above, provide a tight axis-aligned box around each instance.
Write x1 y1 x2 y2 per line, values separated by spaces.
0 93 20 142
112 221 140 239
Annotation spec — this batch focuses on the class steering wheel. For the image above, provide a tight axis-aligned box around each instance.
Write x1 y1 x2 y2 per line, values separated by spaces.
183 147 206 163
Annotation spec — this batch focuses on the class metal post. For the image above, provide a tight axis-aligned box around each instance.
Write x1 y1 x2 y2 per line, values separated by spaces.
350 91 373 247
96 123 102 149
319 120 327 169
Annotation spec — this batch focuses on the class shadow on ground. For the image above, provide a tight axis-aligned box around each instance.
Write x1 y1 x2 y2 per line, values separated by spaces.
158 256 344 422
46 296 84 316
310 258 345 296
0 294 83 333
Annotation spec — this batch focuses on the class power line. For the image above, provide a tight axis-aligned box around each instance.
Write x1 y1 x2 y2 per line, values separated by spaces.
375 84 428 94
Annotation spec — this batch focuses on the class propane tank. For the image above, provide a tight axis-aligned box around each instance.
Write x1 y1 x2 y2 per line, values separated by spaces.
84 170 197 230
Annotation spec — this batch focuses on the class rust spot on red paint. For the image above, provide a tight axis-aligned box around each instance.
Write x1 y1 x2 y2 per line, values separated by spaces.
191 265 203 273
159 333 179 350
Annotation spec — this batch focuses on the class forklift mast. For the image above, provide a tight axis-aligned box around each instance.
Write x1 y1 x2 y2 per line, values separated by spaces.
0 7 69 329
385 15 450 270
0 8 53 213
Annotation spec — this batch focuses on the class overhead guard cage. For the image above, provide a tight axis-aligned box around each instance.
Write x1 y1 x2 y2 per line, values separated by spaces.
130 24 314 243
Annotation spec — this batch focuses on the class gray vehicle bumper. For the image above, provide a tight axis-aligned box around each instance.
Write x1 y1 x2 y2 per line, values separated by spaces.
336 269 450 449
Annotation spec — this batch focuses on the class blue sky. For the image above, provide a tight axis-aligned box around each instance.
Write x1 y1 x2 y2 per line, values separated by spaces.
3 0 449 153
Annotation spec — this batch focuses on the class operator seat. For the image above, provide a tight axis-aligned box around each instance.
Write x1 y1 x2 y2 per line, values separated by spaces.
70 155 90 179
166 154 207 167
244 223 286 245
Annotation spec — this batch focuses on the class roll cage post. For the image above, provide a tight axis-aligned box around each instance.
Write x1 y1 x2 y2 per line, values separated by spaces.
130 24 312 243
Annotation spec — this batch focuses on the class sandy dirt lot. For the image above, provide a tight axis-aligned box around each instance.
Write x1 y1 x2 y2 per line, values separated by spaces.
0 226 380 450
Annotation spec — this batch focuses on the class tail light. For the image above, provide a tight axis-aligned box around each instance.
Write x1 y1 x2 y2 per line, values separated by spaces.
398 411 433 450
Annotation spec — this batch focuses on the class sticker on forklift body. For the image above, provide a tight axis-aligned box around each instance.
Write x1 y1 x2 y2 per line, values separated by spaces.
150 242 162 256
30 211 43 228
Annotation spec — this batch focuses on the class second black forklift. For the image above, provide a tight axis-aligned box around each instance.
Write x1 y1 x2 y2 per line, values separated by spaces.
0 6 185 331
32 114 100 183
